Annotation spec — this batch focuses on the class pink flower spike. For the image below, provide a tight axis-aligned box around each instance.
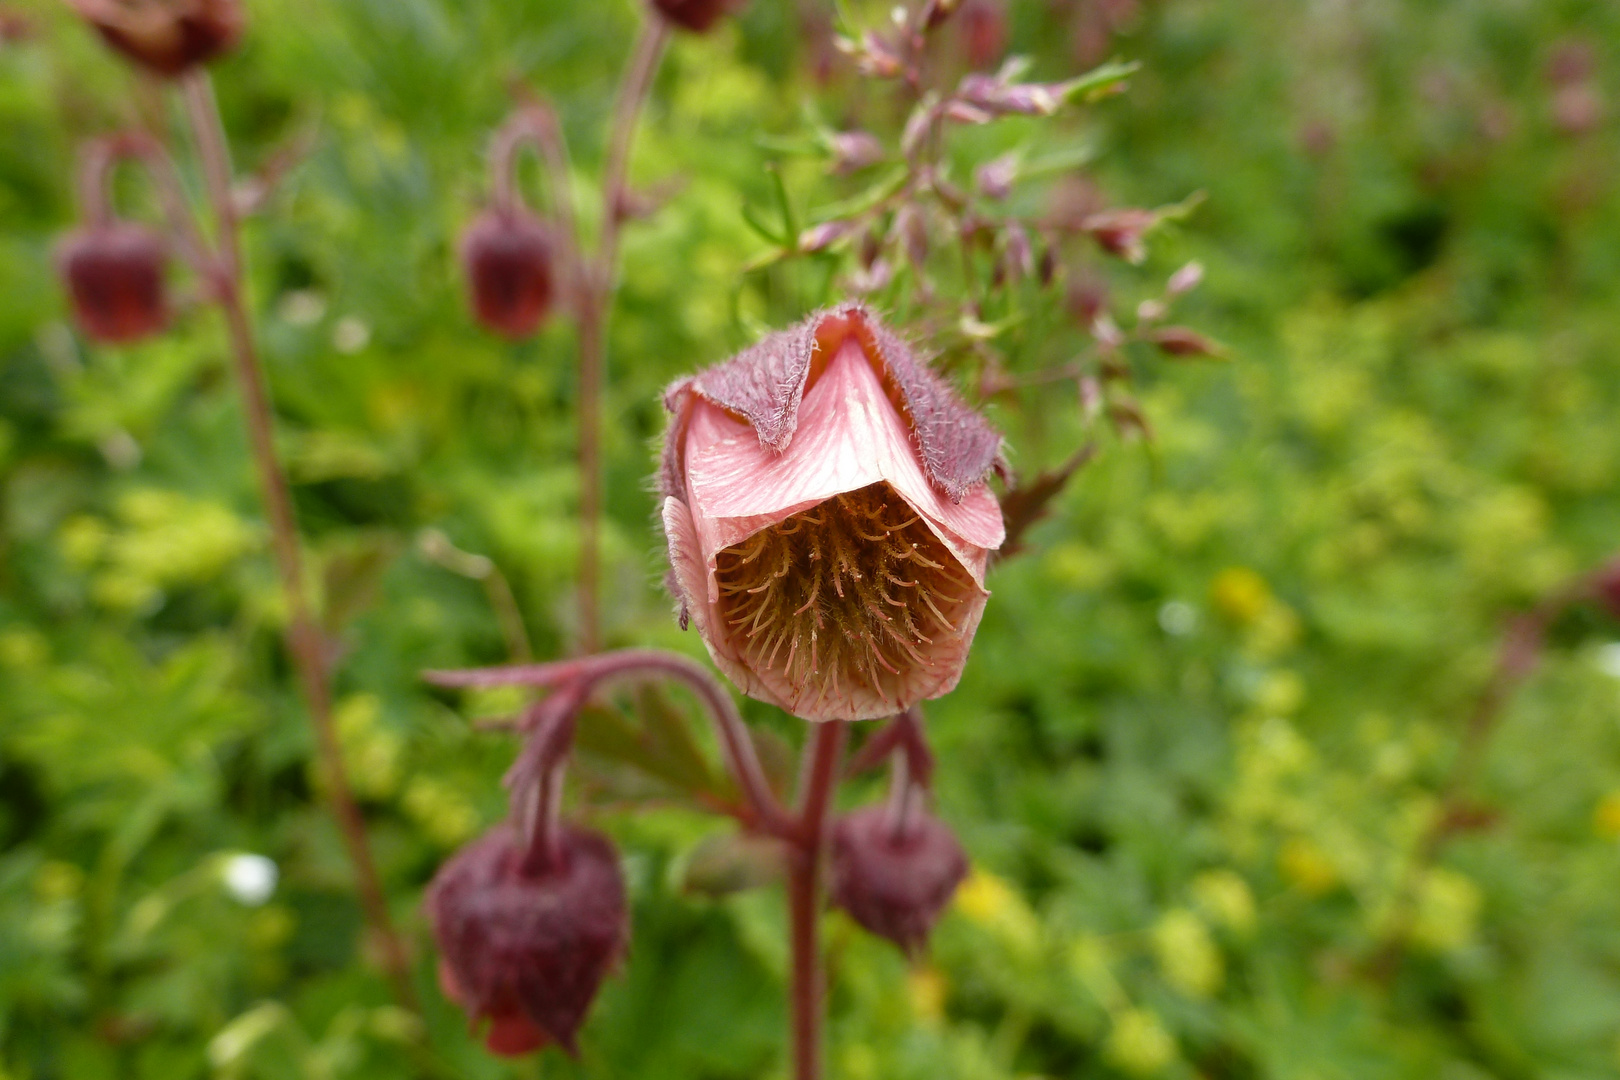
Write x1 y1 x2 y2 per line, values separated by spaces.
659 305 1005 722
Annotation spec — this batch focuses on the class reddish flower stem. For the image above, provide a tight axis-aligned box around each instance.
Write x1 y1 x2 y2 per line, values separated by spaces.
786 720 846 1080
570 17 669 652
180 71 415 1009
425 649 794 837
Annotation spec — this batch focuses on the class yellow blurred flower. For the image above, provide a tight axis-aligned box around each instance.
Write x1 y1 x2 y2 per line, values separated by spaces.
1152 908 1223 998
1254 669 1306 716
1593 791 1620 839
1106 1007 1176 1076
955 867 1041 953
1191 869 1257 936
1279 837 1339 895
402 777 479 848
0 629 48 669
35 861 84 902
907 966 948 1027
1211 567 1271 624
334 694 403 800
1410 868 1482 953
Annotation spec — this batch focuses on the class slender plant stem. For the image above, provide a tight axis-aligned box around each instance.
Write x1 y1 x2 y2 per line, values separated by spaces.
572 17 669 652
424 649 795 837
180 71 415 1009
787 721 846 1080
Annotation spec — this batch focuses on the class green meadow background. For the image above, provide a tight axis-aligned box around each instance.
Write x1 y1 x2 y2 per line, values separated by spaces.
3 0 1620 1077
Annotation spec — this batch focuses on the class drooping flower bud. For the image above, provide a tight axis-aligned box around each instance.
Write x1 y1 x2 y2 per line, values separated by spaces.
56 222 169 344
649 0 745 34
68 0 243 77
659 304 1005 721
461 209 555 340
427 823 628 1056
830 804 968 955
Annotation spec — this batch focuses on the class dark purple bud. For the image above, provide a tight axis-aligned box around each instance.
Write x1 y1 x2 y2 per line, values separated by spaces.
1081 207 1157 263
830 805 968 956
829 131 885 175
427 823 628 1057
461 209 555 340
57 222 169 344
1064 272 1108 326
1037 242 1057 287
893 205 929 270
649 0 745 34
68 0 243 77
921 0 962 31
1149 326 1225 358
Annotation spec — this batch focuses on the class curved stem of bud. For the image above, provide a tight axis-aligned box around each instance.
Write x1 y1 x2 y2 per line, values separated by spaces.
884 745 917 842
425 649 796 838
75 131 213 278
488 104 581 304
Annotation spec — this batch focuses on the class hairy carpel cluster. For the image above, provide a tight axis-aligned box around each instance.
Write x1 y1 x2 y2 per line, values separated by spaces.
714 482 977 714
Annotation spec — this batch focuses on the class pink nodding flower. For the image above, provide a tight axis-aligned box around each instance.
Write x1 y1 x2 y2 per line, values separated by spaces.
659 304 1006 722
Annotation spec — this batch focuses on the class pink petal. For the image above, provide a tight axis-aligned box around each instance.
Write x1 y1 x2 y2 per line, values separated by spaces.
661 494 788 712
683 336 1003 580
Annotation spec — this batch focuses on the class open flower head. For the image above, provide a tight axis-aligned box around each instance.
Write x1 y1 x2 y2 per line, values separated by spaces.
660 304 1005 721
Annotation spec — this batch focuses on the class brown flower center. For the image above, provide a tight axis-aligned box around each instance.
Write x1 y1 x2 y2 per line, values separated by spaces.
713 482 978 711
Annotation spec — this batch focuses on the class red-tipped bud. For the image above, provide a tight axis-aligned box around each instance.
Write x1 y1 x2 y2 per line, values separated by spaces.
649 0 745 34
427 824 628 1056
68 0 243 77
461 209 556 340
829 805 968 955
57 223 169 344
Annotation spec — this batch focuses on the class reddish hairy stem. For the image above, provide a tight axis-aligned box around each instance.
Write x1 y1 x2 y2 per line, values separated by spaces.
76 132 212 274
488 104 581 291
787 721 846 1080
180 71 416 1009
572 17 669 652
425 650 794 837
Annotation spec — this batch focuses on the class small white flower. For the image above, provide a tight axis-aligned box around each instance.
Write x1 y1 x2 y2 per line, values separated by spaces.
332 316 371 354
221 853 278 906
1158 600 1198 636
1595 642 1620 680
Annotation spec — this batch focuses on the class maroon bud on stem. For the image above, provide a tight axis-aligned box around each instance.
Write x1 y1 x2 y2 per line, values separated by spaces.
461 209 555 340
427 823 628 1057
830 805 968 956
68 0 243 77
57 223 169 344
649 0 744 34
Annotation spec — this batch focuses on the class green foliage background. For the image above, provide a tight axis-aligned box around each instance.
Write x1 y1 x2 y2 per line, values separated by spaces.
3 0 1620 1077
